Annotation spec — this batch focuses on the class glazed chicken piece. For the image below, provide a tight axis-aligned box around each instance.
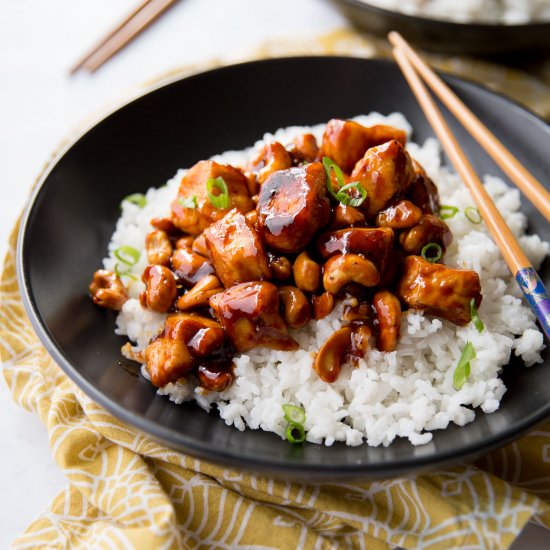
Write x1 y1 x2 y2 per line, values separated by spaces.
407 160 440 215
248 141 292 185
170 247 214 287
257 161 331 253
351 140 416 218
209 281 298 352
397 256 482 325
171 160 254 235
321 119 407 172
286 133 319 165
204 209 271 288
399 214 453 256
317 227 394 272
145 313 226 387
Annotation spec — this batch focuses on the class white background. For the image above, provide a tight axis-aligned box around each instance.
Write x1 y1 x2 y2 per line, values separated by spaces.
0 0 547 546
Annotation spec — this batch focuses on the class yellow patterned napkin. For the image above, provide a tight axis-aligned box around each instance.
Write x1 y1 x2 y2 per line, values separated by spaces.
2 28 550 549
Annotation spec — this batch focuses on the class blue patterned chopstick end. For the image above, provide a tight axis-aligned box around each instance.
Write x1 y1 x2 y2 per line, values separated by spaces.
516 267 550 341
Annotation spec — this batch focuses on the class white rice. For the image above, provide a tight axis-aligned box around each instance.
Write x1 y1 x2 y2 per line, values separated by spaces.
360 0 550 24
104 113 548 447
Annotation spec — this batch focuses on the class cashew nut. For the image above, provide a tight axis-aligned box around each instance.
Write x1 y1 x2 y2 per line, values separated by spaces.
373 290 401 352
313 326 352 383
331 203 365 228
140 265 178 313
278 286 311 328
293 251 321 292
322 254 380 294
197 364 234 392
146 229 173 265
269 255 292 280
89 269 128 311
311 291 335 320
175 274 223 311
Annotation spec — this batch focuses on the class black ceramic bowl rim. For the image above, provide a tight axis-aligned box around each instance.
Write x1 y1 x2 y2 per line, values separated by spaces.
338 0 550 30
16 57 550 479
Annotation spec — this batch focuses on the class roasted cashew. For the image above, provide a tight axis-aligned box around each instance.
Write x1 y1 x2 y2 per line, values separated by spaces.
322 254 380 294
197 364 234 392
313 326 352 383
311 291 335 320
373 291 402 352
146 229 173 265
331 204 365 228
89 269 128 311
269 255 292 281
140 265 177 313
293 251 321 292
175 274 223 311
278 286 311 328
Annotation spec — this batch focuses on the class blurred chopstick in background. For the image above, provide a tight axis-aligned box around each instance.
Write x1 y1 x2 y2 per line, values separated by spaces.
389 31 550 223
389 31 550 340
70 0 179 75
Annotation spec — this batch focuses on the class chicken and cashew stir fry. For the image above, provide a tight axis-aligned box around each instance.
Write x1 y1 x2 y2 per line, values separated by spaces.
90 119 482 391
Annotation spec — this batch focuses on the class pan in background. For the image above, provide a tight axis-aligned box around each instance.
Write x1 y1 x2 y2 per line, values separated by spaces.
330 0 550 55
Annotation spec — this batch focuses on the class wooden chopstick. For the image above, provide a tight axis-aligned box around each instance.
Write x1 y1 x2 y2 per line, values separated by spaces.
388 31 550 223
71 0 179 74
389 35 550 340
70 0 154 75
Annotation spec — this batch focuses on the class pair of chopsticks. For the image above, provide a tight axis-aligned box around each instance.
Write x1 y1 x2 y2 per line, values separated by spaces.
388 32 550 340
71 0 178 74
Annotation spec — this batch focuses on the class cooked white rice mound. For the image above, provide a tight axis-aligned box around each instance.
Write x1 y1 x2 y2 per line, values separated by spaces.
105 113 548 447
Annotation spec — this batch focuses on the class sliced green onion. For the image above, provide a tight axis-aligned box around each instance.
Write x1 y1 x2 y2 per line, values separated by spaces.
335 182 367 207
439 205 459 220
322 156 367 207
115 263 137 280
282 404 306 425
121 193 147 208
470 299 484 333
453 341 476 390
178 195 197 209
206 177 230 209
421 242 442 263
285 422 306 444
464 206 482 224
114 246 140 266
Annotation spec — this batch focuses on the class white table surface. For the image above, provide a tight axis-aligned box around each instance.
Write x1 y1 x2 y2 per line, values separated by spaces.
0 0 548 546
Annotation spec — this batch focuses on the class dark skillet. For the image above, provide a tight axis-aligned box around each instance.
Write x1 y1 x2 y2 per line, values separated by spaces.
329 0 550 55
17 57 550 480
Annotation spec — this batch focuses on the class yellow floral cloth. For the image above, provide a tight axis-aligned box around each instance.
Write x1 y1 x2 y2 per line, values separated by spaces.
2 29 550 549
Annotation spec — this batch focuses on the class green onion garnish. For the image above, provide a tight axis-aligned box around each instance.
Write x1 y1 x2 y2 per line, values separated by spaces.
178 195 197 209
206 177 230 209
282 404 306 425
121 193 147 208
114 263 137 280
439 205 459 219
336 182 367 207
464 206 482 224
470 299 484 333
421 242 442 263
114 246 140 266
453 341 476 390
322 156 367 207
285 422 306 444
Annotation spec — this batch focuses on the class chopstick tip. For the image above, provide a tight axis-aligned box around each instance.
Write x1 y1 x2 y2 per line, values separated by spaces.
387 31 402 46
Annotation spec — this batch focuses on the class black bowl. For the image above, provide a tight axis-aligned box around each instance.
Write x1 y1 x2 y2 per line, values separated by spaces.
330 0 550 55
18 57 550 480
